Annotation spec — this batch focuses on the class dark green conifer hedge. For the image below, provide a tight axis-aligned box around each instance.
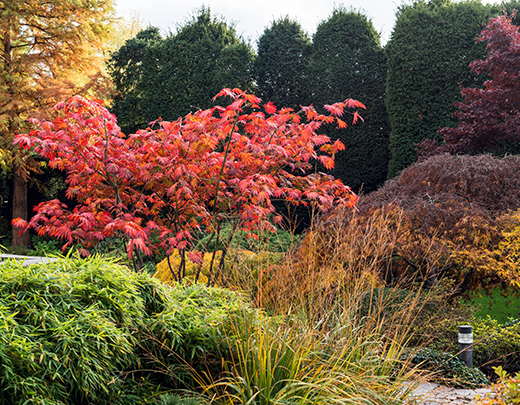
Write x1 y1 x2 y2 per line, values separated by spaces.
311 8 390 194
109 7 254 134
253 17 312 111
385 0 500 178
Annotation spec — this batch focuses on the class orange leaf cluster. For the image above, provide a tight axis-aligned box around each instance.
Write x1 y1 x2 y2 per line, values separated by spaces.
13 89 363 267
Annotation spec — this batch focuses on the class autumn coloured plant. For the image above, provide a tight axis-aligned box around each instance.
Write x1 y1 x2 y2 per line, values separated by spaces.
262 153 520 316
477 366 520 405
419 12 520 157
13 88 363 280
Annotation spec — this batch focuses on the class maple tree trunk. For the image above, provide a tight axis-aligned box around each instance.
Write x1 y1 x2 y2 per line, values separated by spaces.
11 165 30 247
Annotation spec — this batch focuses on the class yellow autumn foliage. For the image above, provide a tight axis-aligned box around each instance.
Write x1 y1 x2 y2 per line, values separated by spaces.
477 366 520 405
153 249 281 289
154 250 226 286
498 210 520 267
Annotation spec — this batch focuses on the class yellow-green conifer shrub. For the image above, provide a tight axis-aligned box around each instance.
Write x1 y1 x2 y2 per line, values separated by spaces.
154 250 227 285
154 249 281 295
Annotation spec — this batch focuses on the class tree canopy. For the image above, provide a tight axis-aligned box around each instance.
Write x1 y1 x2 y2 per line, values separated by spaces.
1 0 115 246
420 12 520 156
107 27 162 135
109 7 255 134
14 89 362 276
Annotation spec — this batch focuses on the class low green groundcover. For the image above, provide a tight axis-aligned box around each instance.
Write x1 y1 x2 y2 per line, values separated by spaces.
0 256 247 405
464 289 519 324
408 348 489 388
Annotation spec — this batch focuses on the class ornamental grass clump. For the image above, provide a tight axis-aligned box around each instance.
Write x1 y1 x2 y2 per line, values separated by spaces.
200 287 422 405
194 237 445 404
231 204 467 403
258 204 452 325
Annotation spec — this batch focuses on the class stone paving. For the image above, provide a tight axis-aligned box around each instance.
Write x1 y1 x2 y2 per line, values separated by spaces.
409 382 493 404
0 254 60 266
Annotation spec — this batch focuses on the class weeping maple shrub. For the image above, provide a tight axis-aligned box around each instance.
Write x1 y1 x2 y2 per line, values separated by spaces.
263 154 520 312
363 154 520 296
12 88 363 282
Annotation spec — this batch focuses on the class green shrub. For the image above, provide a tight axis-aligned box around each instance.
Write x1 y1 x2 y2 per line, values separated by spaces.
0 256 250 404
472 317 520 376
28 235 63 256
408 348 489 388
0 257 151 404
419 315 520 378
144 283 250 387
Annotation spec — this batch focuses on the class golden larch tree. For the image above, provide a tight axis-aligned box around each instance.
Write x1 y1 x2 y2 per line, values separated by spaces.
0 0 115 246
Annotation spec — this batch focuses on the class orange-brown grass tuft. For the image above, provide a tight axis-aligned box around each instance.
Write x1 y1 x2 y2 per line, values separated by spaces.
258 206 445 309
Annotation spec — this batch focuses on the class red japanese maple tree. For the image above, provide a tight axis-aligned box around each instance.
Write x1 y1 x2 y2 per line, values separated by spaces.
419 12 520 157
13 88 363 281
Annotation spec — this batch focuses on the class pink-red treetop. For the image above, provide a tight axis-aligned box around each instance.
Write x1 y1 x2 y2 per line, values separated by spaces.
419 12 520 157
14 88 363 268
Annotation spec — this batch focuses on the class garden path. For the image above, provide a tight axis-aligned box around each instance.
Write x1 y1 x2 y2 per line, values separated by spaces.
0 254 60 266
410 382 493 404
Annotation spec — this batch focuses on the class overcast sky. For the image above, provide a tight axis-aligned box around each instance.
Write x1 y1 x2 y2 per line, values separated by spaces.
114 0 502 46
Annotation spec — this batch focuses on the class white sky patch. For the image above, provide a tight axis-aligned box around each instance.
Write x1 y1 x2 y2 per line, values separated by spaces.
114 0 502 46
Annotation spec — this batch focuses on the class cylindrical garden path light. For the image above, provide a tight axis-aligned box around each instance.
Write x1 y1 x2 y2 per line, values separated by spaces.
458 325 473 367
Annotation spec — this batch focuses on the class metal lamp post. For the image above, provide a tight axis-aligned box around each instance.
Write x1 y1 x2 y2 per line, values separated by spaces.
458 325 473 367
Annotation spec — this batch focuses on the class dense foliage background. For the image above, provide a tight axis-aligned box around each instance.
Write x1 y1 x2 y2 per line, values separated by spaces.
3 1 520 403
310 8 390 194
5 1 520 243
108 8 255 134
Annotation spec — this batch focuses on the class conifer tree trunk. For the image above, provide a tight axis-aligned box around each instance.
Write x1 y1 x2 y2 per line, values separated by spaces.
11 165 29 247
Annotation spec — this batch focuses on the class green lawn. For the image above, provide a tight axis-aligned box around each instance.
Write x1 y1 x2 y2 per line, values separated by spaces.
465 289 519 324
